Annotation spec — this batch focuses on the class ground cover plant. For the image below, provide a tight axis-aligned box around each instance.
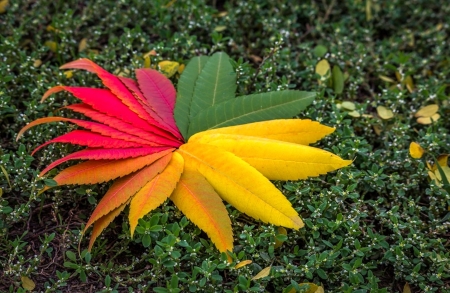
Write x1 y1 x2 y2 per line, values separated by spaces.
1 0 449 292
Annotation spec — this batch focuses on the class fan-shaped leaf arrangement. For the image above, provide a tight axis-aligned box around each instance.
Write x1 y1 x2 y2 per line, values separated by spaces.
18 52 351 253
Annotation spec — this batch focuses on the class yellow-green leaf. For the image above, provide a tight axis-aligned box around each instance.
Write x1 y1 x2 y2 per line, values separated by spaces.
189 119 335 146
234 260 252 269
404 76 414 93
78 38 88 52
158 60 180 77
415 104 439 118
377 106 394 120
21 276 35 291
315 59 331 78
341 101 356 111
170 163 233 252
252 266 271 280
129 152 184 236
214 25 227 32
44 41 58 52
195 134 352 180
379 75 395 83
178 143 303 229
437 154 448 167
409 142 425 159
417 113 440 124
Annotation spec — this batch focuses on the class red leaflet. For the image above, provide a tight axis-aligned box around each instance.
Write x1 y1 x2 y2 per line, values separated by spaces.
31 130 148 155
18 117 160 146
60 59 160 126
119 76 181 139
42 86 159 133
66 104 181 145
135 69 181 139
40 147 173 176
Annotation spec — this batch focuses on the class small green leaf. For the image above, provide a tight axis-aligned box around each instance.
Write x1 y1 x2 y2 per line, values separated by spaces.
189 52 236 119
175 56 209 140
313 45 328 58
332 65 344 94
187 90 315 137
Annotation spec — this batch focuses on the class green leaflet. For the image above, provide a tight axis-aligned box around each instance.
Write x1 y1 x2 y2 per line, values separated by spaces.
332 65 344 94
189 52 236 119
174 56 209 140
187 90 316 138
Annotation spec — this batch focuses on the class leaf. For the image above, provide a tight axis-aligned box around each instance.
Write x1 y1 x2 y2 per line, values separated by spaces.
52 149 173 186
315 59 330 77
415 104 439 118
0 0 8 14
129 152 184 236
88 200 129 251
403 283 411 293
135 68 181 137
85 153 173 231
31 130 148 155
170 163 233 252
234 260 252 269
175 56 209 140
0 164 12 189
78 38 88 52
21 276 35 291
379 75 395 83
39 147 171 176
437 154 448 167
17 117 161 146
404 76 414 93
42 86 163 134
417 113 440 124
376 106 394 120
60 59 158 125
332 65 344 94
189 119 334 146
274 227 287 249
313 45 327 58
44 41 58 52
341 101 355 111
409 142 425 159
65 104 180 145
251 266 271 280
189 52 236 119
158 61 180 77
196 134 352 180
187 90 315 138
178 143 303 229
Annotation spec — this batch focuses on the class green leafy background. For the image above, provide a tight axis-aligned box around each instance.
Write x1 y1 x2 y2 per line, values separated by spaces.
1 1 449 292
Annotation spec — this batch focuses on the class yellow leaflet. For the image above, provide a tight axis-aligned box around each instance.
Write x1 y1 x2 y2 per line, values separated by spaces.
409 142 424 159
234 260 252 269
178 143 303 229
170 162 233 252
189 119 335 145
158 61 180 77
129 152 184 236
195 134 352 180
415 104 439 118
88 200 129 251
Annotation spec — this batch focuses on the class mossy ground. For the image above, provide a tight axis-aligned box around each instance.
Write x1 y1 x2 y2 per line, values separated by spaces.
1 1 449 292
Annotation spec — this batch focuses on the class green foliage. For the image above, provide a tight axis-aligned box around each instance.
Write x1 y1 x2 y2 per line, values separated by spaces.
1 0 450 292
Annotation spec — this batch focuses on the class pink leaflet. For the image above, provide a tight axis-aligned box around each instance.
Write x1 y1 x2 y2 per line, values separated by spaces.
39 147 174 176
66 104 181 147
119 76 182 140
20 116 160 146
60 59 160 126
135 69 182 139
31 130 148 155
42 86 172 136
